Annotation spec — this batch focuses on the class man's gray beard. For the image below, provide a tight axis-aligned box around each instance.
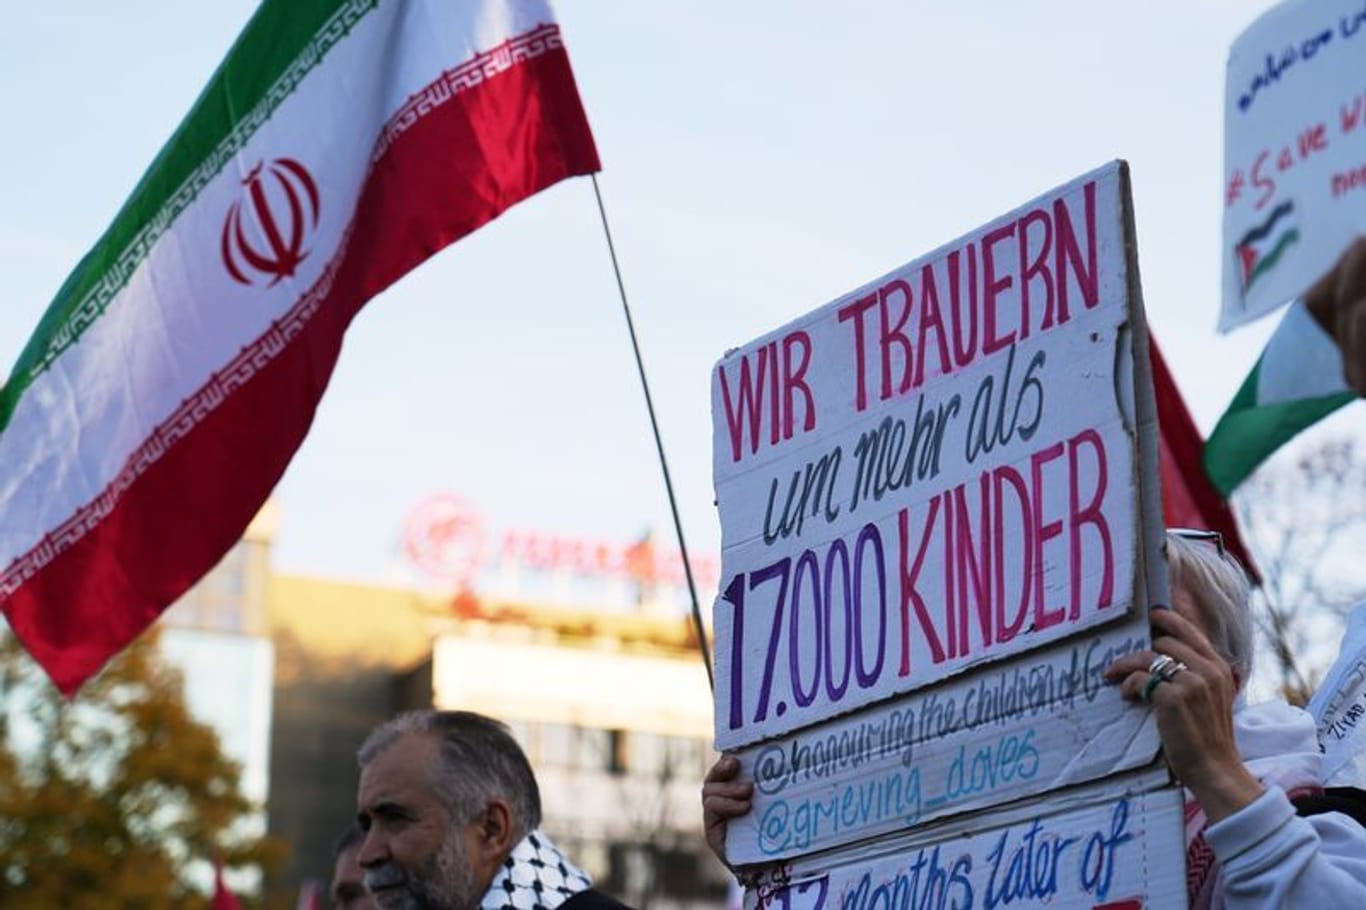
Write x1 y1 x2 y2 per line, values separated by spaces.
370 834 485 910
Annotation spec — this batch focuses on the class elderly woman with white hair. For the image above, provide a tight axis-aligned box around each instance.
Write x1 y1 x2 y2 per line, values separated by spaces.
1102 530 1366 907
702 530 1366 907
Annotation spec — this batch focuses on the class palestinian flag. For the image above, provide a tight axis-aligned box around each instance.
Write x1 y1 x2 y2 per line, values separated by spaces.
1204 300 1353 497
0 0 599 693
1235 200 1299 295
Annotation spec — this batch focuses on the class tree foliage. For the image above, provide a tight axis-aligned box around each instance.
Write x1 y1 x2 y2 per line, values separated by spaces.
0 627 287 909
1234 436 1366 705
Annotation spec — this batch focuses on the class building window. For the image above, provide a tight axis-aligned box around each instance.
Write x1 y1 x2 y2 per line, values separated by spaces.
162 542 249 633
539 722 572 767
536 723 613 771
666 735 708 778
504 719 535 760
571 726 609 771
608 730 628 776
626 732 665 778
616 732 709 780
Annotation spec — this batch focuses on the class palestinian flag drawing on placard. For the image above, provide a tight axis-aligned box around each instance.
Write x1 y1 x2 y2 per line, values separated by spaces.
1235 199 1299 296
0 0 599 693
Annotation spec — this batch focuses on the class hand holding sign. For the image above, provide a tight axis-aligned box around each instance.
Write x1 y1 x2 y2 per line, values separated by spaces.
1305 237 1366 396
702 755 753 867
1105 606 1263 824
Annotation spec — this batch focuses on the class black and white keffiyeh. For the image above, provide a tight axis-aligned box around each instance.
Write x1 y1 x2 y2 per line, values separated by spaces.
478 830 593 910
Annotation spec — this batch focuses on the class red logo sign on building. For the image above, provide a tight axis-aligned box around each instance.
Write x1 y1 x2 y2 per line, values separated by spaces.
401 494 721 595
220 157 321 287
403 494 488 586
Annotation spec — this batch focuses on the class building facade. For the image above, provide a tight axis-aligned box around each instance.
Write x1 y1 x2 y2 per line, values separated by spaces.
166 503 727 907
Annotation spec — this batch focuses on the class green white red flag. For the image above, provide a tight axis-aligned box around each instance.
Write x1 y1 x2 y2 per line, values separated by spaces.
1203 300 1354 497
0 0 599 693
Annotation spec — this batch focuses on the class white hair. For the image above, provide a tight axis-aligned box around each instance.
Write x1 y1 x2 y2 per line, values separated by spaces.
1165 530 1255 687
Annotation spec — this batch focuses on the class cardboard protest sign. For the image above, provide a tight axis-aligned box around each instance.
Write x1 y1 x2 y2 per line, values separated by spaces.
711 162 1177 882
742 769 1185 910
1221 0 1366 330
724 622 1161 863
711 161 1159 754
1309 600 1366 787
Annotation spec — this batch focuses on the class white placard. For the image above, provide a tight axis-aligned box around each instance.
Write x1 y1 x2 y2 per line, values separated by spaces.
1221 0 1366 330
711 162 1148 750
725 620 1160 863
1309 600 1366 787
744 772 1186 910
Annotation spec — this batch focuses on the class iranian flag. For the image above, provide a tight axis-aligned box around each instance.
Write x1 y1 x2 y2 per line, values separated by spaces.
0 0 599 693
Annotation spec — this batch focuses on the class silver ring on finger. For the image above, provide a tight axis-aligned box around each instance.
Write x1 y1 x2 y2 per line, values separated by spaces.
1158 660 1188 682
1148 654 1176 677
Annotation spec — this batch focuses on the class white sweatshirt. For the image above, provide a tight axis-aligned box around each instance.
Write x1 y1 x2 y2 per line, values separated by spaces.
1206 768 1366 905
1207 694 1366 901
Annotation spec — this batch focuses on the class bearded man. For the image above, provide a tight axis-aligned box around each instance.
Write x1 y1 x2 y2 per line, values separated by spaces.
356 710 632 910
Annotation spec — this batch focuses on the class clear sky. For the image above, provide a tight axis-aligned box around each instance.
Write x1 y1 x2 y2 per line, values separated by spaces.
2 1 1361 599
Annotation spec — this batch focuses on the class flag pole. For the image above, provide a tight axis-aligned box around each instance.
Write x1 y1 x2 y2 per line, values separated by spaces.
590 174 714 692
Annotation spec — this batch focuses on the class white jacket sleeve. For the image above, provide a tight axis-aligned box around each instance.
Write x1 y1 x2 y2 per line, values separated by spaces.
1205 785 1366 906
